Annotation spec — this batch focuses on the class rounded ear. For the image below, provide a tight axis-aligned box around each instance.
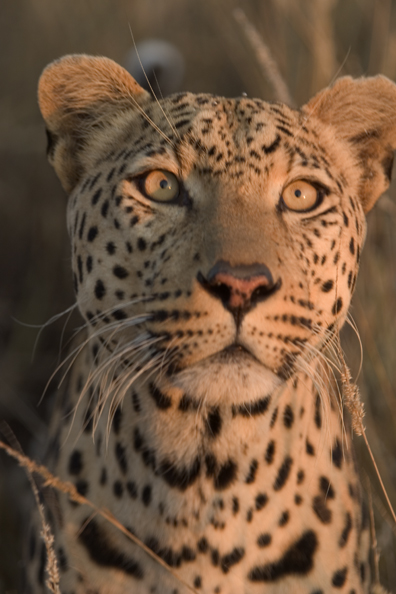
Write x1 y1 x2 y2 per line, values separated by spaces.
38 54 151 193
303 75 396 212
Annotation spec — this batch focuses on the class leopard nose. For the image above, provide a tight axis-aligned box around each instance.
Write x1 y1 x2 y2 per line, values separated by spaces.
197 260 281 316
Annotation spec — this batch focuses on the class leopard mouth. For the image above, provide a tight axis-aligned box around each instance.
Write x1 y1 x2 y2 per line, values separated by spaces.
213 342 262 364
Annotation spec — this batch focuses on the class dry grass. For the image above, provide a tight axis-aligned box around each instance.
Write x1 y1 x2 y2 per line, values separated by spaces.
0 0 395 592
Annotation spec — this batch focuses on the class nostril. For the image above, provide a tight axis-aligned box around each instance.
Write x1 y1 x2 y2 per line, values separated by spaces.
212 281 232 303
251 283 272 303
197 272 232 303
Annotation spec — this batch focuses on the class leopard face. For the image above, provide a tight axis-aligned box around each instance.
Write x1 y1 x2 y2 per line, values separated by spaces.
26 54 396 594
66 86 368 407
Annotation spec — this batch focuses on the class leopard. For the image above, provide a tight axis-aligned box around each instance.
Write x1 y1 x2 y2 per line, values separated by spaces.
24 54 396 594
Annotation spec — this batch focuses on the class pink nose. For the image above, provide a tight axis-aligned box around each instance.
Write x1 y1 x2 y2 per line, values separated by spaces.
210 272 271 309
197 260 281 317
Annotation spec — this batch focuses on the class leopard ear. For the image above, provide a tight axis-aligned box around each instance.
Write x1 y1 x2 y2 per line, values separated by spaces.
303 75 396 212
38 54 151 193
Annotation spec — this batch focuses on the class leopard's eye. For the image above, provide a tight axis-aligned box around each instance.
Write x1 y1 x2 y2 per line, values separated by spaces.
282 180 319 212
141 170 179 202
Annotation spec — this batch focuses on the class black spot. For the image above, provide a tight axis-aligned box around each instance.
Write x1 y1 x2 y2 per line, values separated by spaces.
101 200 109 218
319 476 335 499
349 237 355 255
211 549 220 566
92 188 102 205
106 241 116 255
297 470 305 484
113 480 123 498
112 308 129 320
95 279 106 300
100 468 107 485
233 396 271 417
106 168 116 182
87 226 98 242
248 530 317 582
332 298 343 315
314 394 322 429
245 459 258 484
126 481 138 499
232 497 240 514
332 438 343 468
113 406 122 434
115 442 128 474
158 457 201 491
265 440 275 464
77 254 83 283
137 237 147 251
273 456 293 491
132 391 141 413
312 495 332 524
205 453 217 477
194 576 202 589
78 212 86 239
68 450 83 475
321 280 334 293
75 479 89 497
178 394 198 411
255 493 268 510
79 519 144 578
113 265 129 279
306 439 315 456
149 382 172 409
279 510 290 526
133 427 143 451
270 407 278 427
214 460 237 490
220 547 245 574
142 485 152 506
339 512 352 548
86 255 93 273
257 533 272 548
197 537 209 553
205 407 222 437
283 404 294 428
262 134 281 154
332 567 348 588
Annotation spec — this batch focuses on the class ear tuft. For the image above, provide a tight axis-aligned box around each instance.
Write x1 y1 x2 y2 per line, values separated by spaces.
303 75 396 212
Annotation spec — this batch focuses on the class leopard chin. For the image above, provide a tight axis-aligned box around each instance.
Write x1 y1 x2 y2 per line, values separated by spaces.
170 347 282 407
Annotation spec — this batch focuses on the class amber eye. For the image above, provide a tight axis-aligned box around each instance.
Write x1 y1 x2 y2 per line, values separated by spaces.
141 170 179 202
282 180 319 212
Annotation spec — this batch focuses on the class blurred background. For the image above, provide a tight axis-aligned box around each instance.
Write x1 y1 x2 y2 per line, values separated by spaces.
0 0 395 591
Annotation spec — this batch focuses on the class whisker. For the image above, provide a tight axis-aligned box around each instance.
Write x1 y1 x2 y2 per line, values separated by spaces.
128 24 181 142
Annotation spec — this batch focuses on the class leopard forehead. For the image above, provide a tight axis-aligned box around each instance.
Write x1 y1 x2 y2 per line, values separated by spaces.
87 92 355 184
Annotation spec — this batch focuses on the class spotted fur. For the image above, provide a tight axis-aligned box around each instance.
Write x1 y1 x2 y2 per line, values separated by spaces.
24 55 396 594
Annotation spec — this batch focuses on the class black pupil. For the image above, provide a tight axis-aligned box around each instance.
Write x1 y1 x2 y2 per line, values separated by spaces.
160 178 169 189
294 189 302 198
